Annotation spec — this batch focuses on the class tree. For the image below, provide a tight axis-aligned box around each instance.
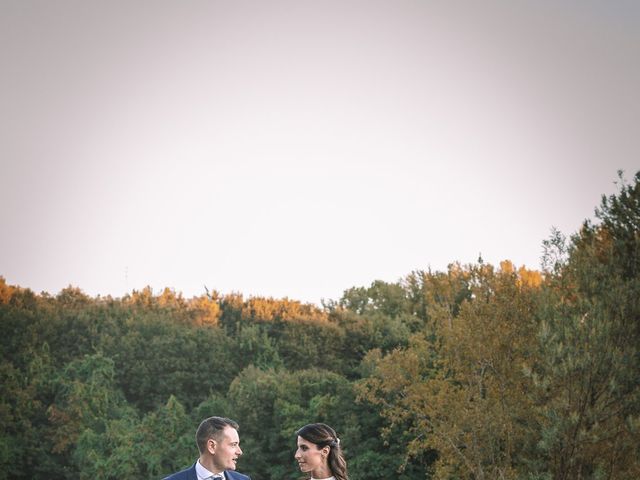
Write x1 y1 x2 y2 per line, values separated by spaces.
0 345 57 479
227 366 362 480
526 171 640 479
108 313 236 411
338 280 411 318
187 294 221 326
74 395 193 479
359 262 542 479
47 353 125 462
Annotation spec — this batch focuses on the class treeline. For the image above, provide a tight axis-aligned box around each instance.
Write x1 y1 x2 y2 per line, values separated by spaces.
1 171 639 480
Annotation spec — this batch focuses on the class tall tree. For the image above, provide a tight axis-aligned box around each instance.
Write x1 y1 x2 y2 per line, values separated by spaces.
359 262 542 479
526 171 640 479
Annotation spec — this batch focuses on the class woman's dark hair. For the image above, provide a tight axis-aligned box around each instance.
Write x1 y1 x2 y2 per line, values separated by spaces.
296 423 348 480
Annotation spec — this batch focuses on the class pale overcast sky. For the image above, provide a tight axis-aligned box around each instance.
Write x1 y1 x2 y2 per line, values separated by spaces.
1 0 638 305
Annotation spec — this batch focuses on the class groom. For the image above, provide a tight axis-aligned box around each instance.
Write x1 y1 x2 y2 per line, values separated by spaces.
164 416 250 480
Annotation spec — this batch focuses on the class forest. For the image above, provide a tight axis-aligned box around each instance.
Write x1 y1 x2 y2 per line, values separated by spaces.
1 171 639 480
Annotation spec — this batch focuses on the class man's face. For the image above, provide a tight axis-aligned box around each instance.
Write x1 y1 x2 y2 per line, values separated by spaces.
211 426 243 471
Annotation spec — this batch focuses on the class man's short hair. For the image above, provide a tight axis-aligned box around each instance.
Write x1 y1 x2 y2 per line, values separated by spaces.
195 416 240 454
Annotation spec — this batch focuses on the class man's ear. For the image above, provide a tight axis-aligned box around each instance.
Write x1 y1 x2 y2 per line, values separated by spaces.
207 438 217 454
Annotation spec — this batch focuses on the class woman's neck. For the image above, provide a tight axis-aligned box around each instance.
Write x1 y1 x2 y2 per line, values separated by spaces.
311 466 333 480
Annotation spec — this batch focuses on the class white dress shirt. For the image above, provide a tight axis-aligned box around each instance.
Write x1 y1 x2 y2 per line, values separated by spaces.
195 459 225 480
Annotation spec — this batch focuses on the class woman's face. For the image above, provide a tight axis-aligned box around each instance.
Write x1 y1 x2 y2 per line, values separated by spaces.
295 436 330 477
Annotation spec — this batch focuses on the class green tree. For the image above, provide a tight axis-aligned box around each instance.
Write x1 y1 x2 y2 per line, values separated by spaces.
234 323 284 370
47 353 126 474
526 171 640 479
107 313 236 411
0 345 57 479
73 407 141 479
227 366 355 480
338 280 411 318
270 318 345 373
74 395 193 479
330 308 411 375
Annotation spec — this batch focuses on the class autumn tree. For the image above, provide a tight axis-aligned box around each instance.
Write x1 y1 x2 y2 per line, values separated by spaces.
359 262 542 479
403 264 473 329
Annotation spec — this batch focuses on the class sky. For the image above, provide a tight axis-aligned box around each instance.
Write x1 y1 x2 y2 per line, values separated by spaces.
1 0 638 306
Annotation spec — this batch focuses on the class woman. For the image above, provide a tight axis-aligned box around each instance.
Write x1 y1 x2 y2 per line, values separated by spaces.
294 423 348 480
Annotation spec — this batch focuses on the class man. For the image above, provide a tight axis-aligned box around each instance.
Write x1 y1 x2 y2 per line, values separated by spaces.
164 416 250 480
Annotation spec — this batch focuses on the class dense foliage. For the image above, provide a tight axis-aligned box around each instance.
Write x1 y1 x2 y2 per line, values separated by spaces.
1 171 638 480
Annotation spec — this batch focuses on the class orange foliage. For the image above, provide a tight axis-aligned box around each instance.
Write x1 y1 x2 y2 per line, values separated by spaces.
239 296 328 323
0 276 15 304
188 295 221 326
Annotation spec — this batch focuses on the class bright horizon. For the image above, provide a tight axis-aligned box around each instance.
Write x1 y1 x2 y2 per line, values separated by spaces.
1 1 638 305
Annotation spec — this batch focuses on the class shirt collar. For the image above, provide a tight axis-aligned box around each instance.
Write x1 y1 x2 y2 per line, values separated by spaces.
196 459 225 480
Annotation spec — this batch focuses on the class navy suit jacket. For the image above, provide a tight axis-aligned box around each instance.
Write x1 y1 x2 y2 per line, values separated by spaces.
163 463 251 480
